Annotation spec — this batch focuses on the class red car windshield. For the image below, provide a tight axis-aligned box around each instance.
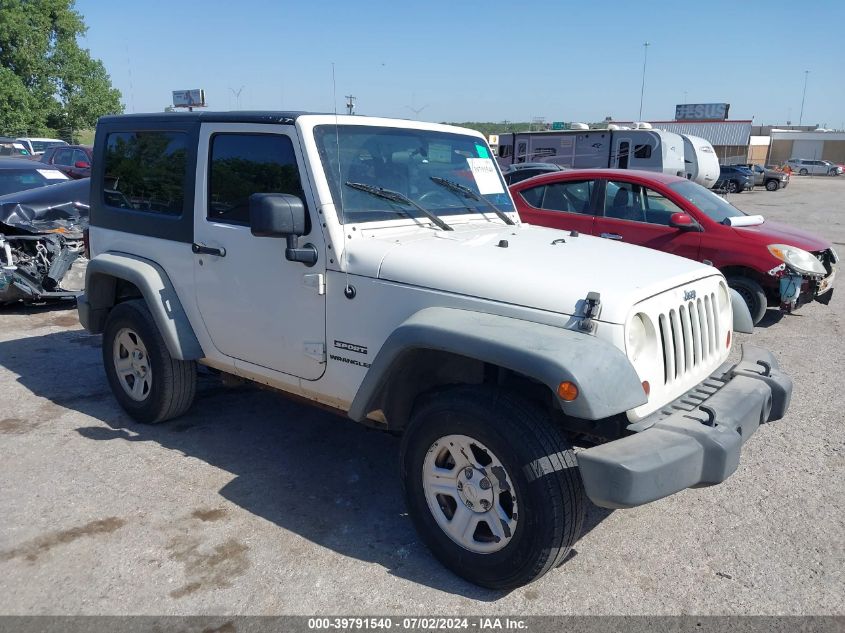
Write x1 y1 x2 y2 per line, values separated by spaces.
668 180 746 224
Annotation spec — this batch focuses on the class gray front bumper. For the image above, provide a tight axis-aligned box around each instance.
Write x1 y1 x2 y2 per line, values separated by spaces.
578 345 792 509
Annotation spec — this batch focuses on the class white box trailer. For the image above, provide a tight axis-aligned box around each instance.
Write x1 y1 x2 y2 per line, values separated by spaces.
495 129 718 187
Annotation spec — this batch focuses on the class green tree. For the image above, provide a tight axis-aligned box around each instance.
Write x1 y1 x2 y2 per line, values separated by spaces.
0 0 123 139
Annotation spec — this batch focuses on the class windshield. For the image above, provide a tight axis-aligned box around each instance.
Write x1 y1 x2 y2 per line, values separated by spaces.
314 125 513 224
668 180 746 223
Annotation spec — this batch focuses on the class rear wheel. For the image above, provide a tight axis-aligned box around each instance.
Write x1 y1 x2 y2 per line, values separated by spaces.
726 180 739 193
400 386 585 589
765 179 779 191
727 276 767 325
103 299 197 423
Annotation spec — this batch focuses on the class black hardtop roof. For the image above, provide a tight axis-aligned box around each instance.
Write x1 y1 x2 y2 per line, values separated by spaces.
97 111 320 126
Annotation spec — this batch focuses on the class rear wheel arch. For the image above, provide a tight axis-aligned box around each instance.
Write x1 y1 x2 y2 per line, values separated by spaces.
82 254 203 360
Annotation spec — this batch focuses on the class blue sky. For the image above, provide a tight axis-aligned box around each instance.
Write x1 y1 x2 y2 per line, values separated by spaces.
76 0 845 127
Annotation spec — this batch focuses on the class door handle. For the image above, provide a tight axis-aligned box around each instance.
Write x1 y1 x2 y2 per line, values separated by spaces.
600 233 623 240
192 243 226 257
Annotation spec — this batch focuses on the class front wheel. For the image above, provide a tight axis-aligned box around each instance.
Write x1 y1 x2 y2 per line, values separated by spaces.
726 180 739 193
799 168 809 176
829 169 839 177
765 179 779 191
400 386 585 589
103 299 197 423
727 276 768 325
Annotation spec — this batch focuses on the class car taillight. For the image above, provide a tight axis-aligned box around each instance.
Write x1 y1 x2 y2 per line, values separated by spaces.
83 228 90 259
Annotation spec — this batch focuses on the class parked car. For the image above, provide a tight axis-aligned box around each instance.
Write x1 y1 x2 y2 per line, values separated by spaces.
786 158 842 176
714 165 754 193
738 163 790 191
15 137 68 156
0 137 32 157
510 168 837 324
39 144 93 179
0 157 70 196
501 162 564 185
0 178 89 304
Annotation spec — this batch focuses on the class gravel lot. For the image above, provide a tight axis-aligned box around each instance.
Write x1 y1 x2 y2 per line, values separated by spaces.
1 176 843 615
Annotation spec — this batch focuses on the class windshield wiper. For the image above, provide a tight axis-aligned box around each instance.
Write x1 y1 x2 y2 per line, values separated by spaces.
345 181 452 231
429 176 515 226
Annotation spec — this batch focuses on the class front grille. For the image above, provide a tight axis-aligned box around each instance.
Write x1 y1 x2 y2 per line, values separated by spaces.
656 292 720 385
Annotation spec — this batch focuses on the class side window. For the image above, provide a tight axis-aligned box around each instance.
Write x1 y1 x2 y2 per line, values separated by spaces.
104 131 187 215
642 187 685 225
518 185 546 208
53 148 74 166
604 180 644 222
73 149 89 166
539 181 595 214
208 134 303 225
634 144 652 159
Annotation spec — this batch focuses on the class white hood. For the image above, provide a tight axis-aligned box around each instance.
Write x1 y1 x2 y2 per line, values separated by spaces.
347 222 716 324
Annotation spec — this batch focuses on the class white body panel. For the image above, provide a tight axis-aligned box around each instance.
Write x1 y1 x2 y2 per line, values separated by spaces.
681 134 720 188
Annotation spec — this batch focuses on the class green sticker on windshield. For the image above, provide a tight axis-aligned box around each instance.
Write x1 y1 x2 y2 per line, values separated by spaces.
475 143 489 159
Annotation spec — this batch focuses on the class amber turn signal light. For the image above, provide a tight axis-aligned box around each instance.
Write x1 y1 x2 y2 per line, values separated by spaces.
557 381 579 401
642 380 650 397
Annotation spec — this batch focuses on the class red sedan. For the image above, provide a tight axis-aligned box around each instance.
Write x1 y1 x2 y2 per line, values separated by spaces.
510 169 837 324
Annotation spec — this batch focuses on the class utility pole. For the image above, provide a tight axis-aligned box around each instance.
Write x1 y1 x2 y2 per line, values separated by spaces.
345 95 356 115
639 42 650 121
798 70 809 126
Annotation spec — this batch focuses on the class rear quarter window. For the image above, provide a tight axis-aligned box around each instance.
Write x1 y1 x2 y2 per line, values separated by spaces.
103 131 188 215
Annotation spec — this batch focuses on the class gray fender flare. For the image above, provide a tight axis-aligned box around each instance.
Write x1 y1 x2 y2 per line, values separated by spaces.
348 307 646 422
730 288 755 333
79 252 203 360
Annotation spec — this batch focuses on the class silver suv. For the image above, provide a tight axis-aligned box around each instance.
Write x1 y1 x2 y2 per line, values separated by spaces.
786 158 842 176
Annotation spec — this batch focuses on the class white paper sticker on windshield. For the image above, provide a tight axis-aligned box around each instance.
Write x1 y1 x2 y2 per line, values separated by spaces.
466 158 504 195
37 169 69 180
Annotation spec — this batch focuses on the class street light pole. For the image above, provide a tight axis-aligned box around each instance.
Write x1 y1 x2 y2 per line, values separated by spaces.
639 42 650 121
798 70 810 126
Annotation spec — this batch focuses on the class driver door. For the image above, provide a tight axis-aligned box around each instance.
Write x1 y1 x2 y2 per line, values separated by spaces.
192 123 327 380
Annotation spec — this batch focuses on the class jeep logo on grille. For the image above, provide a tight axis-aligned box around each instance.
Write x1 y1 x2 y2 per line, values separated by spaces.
683 289 697 301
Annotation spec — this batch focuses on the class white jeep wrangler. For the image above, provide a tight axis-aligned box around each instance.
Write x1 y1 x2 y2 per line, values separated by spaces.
79 112 792 589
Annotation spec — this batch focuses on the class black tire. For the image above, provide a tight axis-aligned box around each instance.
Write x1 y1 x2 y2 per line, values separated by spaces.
400 386 585 589
102 299 197 424
726 180 739 193
829 169 839 177
799 168 809 176
727 276 767 325
765 179 779 191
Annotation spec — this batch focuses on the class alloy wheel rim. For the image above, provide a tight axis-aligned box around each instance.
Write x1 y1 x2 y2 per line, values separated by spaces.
113 327 152 402
422 434 518 554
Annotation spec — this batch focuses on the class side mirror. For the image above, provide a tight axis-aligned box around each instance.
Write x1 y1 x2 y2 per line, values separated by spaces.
669 212 700 231
75 160 90 169
249 193 317 266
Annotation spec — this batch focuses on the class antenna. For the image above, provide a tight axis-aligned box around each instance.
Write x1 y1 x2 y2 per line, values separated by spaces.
334 65 351 293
